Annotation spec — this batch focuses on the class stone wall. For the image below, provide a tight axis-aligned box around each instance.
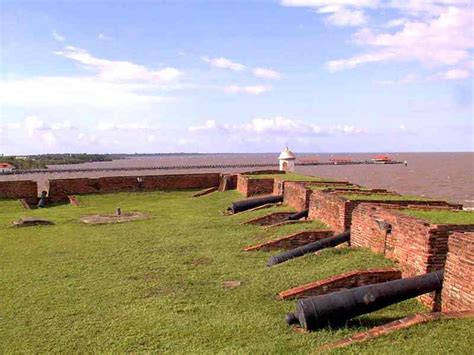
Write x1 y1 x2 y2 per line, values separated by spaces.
309 191 462 234
0 180 38 199
442 232 474 311
350 204 474 309
48 173 221 202
236 174 275 197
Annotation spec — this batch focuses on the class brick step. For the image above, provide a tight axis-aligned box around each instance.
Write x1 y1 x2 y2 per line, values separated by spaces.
279 268 402 300
244 230 333 252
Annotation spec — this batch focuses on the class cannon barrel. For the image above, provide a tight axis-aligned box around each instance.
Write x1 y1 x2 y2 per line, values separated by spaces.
267 231 350 267
228 195 283 214
286 270 444 331
286 208 309 221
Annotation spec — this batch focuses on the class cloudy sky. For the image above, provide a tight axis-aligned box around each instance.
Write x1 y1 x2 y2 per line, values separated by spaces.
1 0 473 154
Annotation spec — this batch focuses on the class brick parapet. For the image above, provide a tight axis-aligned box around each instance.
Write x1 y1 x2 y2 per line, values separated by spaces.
0 180 38 199
236 174 275 197
309 191 462 234
350 203 474 309
47 173 221 202
442 231 474 312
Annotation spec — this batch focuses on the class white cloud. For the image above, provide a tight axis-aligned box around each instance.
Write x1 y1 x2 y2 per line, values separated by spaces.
375 72 418 85
202 56 246 71
325 8 367 26
98 33 113 40
432 68 471 80
97 121 160 131
52 30 65 42
189 116 367 136
327 6 474 73
0 77 176 107
252 67 282 80
224 85 272 95
281 1 378 8
55 46 182 82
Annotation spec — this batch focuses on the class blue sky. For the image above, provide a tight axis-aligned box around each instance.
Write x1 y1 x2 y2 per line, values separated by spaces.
1 0 473 154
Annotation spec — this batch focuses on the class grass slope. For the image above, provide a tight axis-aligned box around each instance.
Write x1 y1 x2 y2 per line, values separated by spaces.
400 209 474 225
1 191 472 353
342 193 433 202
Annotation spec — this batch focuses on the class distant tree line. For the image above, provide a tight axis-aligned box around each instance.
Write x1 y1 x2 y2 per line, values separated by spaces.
1 154 119 169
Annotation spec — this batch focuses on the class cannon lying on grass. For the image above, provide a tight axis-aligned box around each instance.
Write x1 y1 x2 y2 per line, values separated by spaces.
286 270 444 331
286 208 309 221
228 195 283 214
267 231 350 267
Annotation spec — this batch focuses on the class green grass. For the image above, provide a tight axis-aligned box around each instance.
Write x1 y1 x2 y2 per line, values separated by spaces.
342 193 433 202
0 191 471 353
308 184 368 191
247 172 333 182
399 209 474 225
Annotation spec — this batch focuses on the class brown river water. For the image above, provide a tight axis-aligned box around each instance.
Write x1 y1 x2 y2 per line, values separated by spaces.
1 152 473 208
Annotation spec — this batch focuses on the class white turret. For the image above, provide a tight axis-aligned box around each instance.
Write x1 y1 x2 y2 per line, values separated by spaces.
278 147 296 172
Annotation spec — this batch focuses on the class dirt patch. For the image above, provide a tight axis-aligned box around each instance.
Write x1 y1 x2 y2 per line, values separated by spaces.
80 212 149 225
223 280 241 288
12 217 55 227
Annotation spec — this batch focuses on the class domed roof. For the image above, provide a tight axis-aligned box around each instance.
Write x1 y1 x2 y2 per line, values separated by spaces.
278 147 296 160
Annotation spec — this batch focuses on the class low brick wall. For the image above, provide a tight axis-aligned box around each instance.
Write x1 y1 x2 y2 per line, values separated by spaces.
309 191 462 234
283 182 313 211
350 204 474 309
48 173 221 202
0 180 38 199
244 230 333 251
278 268 401 300
236 174 275 197
442 232 474 312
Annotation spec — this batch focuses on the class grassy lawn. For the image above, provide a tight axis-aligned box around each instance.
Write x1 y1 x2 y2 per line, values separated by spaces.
1 191 472 353
342 193 433 202
400 209 474 225
308 184 368 191
247 172 333 182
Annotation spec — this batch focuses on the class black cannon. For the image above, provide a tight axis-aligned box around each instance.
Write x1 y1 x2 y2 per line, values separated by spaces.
228 195 283 214
37 191 48 208
286 270 444 331
286 208 309 221
267 231 350 267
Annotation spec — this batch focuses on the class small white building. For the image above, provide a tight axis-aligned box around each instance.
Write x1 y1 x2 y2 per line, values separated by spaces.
0 163 16 174
278 147 296 172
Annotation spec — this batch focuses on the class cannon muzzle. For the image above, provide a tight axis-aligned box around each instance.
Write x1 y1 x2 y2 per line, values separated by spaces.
286 208 309 221
267 231 350 267
286 270 444 331
228 195 283 214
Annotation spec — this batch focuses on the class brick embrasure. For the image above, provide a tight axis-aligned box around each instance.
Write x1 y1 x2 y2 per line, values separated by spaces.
315 310 474 352
278 268 401 300
244 230 333 251
242 212 294 226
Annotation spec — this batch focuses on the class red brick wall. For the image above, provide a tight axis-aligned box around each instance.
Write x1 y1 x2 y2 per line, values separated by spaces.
48 173 221 202
309 191 462 234
308 192 349 233
0 180 38 199
236 174 275 197
283 182 313 210
442 232 474 311
350 204 474 309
